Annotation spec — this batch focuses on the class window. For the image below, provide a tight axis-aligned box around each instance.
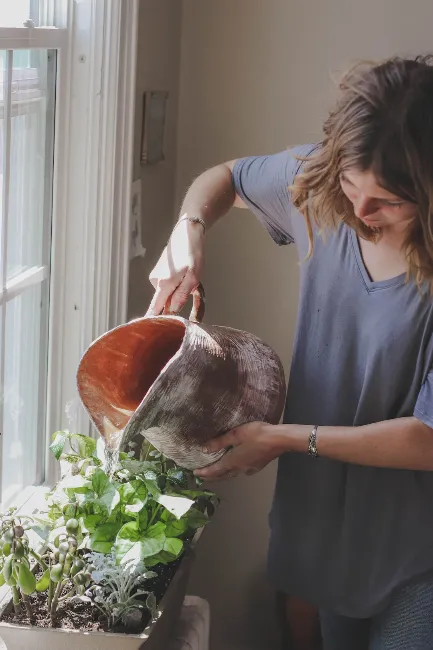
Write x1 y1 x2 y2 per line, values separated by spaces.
0 0 138 507
0 47 55 504
0 4 62 505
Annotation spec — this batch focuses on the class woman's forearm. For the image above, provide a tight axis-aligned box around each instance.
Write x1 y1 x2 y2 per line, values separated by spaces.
146 161 242 316
177 162 239 230
276 417 433 470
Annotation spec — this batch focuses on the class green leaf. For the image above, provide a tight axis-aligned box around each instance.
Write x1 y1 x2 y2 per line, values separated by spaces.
46 503 62 522
117 520 140 540
50 431 69 460
90 521 121 554
115 521 165 564
167 468 187 486
115 521 140 562
61 454 82 465
179 488 215 499
70 434 97 459
121 459 162 475
92 469 120 514
68 489 90 504
160 508 172 522
18 563 37 595
118 482 135 502
98 485 120 515
165 518 189 537
142 555 160 567
119 480 148 514
91 469 109 496
156 494 194 519
77 458 94 473
141 479 161 498
146 522 166 538
183 508 209 529
138 508 148 530
81 515 102 533
146 549 182 567
92 541 113 554
94 522 121 538
137 535 166 561
163 537 183 558
36 569 50 593
115 521 140 555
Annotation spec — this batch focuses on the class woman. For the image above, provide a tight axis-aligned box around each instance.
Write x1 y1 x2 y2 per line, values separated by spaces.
147 56 433 650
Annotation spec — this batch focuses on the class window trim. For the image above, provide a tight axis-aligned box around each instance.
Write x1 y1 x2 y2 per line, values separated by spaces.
0 27 67 49
0 266 49 305
108 0 140 329
0 0 139 500
0 44 57 506
44 0 139 485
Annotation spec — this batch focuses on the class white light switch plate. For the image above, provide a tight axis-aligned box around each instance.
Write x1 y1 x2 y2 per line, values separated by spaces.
130 179 146 260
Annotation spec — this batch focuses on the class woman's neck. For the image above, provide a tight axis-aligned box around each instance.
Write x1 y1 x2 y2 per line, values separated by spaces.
358 227 408 282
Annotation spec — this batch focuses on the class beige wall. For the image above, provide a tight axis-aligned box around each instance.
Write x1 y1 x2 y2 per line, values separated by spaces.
130 1 433 648
128 0 183 320
175 2 433 650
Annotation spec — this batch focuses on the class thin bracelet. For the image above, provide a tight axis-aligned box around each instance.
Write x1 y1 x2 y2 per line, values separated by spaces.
175 215 206 234
308 425 319 457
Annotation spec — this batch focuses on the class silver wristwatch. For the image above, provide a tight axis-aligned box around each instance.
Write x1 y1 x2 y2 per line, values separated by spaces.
308 425 319 457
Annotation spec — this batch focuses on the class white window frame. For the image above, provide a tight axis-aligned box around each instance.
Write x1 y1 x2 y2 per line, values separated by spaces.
0 0 138 506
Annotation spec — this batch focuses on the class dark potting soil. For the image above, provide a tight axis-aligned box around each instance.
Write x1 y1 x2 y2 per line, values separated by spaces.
2 555 183 635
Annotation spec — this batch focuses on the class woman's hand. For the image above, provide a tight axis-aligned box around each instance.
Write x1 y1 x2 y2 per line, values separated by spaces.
147 217 205 316
146 161 238 316
194 421 282 481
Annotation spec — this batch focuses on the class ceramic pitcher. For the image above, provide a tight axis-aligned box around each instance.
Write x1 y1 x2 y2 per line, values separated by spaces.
77 285 286 469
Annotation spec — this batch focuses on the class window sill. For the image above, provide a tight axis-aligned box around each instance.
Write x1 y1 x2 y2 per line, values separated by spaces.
1 483 51 514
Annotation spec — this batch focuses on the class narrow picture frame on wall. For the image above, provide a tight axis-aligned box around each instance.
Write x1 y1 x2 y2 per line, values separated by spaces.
140 90 169 165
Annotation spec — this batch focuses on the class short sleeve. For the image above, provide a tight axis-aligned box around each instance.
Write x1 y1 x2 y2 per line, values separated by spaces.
232 143 319 245
414 370 433 428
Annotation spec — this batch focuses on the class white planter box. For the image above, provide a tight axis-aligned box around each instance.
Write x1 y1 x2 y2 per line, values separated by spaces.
0 531 202 650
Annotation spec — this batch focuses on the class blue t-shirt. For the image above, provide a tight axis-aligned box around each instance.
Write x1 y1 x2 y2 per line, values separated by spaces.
232 144 433 618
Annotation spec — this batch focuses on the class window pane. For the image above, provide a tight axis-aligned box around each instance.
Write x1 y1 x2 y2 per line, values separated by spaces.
2 280 49 504
0 48 55 505
0 112 3 252
0 1 36 27
0 49 55 281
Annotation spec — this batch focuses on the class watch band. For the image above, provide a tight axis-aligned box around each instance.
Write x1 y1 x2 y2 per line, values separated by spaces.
308 425 319 457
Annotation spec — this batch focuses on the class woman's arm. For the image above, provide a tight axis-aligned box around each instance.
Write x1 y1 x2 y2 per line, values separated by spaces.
281 417 433 470
146 160 245 316
194 417 433 480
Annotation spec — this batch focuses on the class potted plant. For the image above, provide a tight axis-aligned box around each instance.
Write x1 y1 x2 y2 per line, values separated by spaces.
0 432 218 650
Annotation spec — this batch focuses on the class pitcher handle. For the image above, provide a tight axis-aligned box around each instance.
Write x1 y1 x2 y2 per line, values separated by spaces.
162 282 205 323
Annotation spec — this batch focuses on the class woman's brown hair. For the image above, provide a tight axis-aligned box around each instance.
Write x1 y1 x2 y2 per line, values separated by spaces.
291 55 433 289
